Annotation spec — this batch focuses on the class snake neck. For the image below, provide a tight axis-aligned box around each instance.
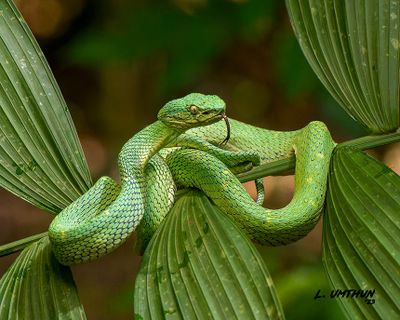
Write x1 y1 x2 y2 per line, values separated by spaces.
118 120 180 181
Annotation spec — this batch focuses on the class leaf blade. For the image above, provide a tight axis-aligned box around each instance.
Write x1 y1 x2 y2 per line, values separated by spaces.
323 148 400 318
134 190 285 319
0 237 86 319
286 0 400 132
0 0 92 213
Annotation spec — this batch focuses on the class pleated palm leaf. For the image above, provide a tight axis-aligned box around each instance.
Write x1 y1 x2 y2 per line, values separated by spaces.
0 0 91 318
0 0 284 318
286 0 400 318
0 0 399 319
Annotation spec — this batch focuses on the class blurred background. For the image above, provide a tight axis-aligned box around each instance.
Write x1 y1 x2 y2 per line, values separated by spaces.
1 0 398 319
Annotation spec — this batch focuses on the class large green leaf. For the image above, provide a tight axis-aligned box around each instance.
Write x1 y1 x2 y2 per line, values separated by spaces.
0 236 86 319
323 147 400 318
286 0 400 133
134 190 284 319
0 0 91 214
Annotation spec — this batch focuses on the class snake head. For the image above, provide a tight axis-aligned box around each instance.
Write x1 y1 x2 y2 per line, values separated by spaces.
158 93 226 131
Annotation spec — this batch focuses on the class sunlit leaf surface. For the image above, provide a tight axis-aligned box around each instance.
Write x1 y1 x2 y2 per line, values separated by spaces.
0 236 86 319
134 190 284 319
323 147 400 318
0 0 91 213
286 0 400 133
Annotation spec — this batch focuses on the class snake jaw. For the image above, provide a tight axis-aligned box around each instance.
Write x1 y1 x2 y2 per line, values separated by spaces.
220 113 230 145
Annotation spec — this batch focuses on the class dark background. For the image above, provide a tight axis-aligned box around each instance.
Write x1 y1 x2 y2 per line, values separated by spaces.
1 0 397 319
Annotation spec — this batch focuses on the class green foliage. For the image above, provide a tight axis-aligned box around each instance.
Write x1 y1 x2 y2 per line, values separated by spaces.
0 0 91 214
287 0 400 133
0 0 399 319
274 265 343 320
319 93 367 137
135 190 284 319
66 1 277 93
323 147 400 318
0 0 90 318
273 33 320 98
0 237 85 319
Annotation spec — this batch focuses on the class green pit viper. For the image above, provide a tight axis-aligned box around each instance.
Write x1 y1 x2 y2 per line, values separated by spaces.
49 93 335 265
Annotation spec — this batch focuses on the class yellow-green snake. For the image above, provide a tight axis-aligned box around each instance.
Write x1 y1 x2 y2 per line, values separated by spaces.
49 93 335 265
49 93 227 265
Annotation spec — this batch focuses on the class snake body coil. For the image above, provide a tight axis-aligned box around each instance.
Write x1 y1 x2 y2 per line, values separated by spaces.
49 93 335 265
49 94 227 265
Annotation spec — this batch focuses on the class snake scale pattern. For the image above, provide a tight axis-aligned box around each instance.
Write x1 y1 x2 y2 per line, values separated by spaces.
49 93 335 265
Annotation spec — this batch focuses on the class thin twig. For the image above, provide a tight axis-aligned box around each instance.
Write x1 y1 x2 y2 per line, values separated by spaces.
238 131 400 182
0 232 47 257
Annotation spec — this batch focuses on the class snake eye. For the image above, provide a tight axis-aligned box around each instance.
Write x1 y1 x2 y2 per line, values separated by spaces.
189 105 199 115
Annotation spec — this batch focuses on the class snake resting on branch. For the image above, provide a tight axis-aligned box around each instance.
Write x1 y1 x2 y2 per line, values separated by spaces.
48 93 335 265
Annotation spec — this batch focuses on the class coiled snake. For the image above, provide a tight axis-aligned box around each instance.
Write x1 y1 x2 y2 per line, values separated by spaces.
49 93 335 265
